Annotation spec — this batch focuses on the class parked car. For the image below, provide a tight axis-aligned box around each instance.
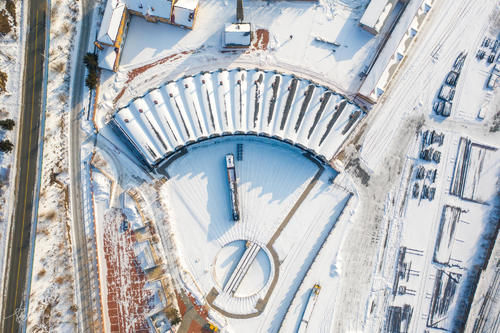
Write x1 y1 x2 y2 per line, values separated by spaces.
434 101 444 115
439 85 455 101
432 150 441 163
420 148 433 161
428 187 436 201
412 183 420 198
441 101 452 117
416 165 425 179
487 53 495 63
492 39 499 53
431 131 445 145
421 185 429 199
427 169 437 183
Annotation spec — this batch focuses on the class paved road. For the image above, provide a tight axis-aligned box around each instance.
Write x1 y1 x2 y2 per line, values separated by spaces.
1 0 47 332
69 0 98 331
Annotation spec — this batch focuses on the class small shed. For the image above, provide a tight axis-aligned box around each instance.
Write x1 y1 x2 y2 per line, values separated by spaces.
223 23 251 48
172 0 199 29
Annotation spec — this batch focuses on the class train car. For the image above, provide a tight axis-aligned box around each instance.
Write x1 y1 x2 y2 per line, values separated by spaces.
225 154 240 221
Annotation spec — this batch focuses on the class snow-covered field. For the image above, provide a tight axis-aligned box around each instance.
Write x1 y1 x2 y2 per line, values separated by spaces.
350 2 500 329
158 136 352 331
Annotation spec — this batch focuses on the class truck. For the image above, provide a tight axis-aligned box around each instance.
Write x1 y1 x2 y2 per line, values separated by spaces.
297 284 321 333
226 154 240 221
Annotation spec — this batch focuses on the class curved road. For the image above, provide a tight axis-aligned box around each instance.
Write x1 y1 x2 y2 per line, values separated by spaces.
69 0 98 331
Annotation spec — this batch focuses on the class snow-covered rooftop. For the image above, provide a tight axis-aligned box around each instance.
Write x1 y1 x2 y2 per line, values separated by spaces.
172 0 198 28
98 46 118 71
134 241 156 271
112 68 364 166
174 0 198 11
224 23 251 48
359 0 395 33
359 0 430 100
126 0 172 20
145 280 168 314
98 1 126 45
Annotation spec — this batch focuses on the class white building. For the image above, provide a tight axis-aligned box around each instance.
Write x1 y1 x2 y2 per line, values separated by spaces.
359 0 401 35
358 0 434 103
223 23 252 48
96 1 128 71
172 0 199 29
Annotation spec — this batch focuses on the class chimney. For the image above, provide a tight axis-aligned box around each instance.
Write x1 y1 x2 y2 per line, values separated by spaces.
237 0 244 23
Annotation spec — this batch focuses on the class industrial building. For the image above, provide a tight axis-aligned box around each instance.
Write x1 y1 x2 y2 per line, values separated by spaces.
358 0 435 103
111 68 364 168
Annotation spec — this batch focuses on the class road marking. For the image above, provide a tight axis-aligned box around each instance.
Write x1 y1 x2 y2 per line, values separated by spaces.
11 9 39 333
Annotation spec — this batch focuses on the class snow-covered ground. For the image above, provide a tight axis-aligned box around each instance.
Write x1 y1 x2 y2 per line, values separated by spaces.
0 0 25 320
82 141 181 332
27 0 81 330
98 0 390 114
278 194 355 333
364 128 499 332
158 136 352 331
74 0 500 331
349 2 500 330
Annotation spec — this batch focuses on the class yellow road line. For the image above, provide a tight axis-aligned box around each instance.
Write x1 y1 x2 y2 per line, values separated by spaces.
11 9 39 333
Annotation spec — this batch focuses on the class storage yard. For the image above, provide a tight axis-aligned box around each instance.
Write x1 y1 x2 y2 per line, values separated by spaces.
365 129 499 332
